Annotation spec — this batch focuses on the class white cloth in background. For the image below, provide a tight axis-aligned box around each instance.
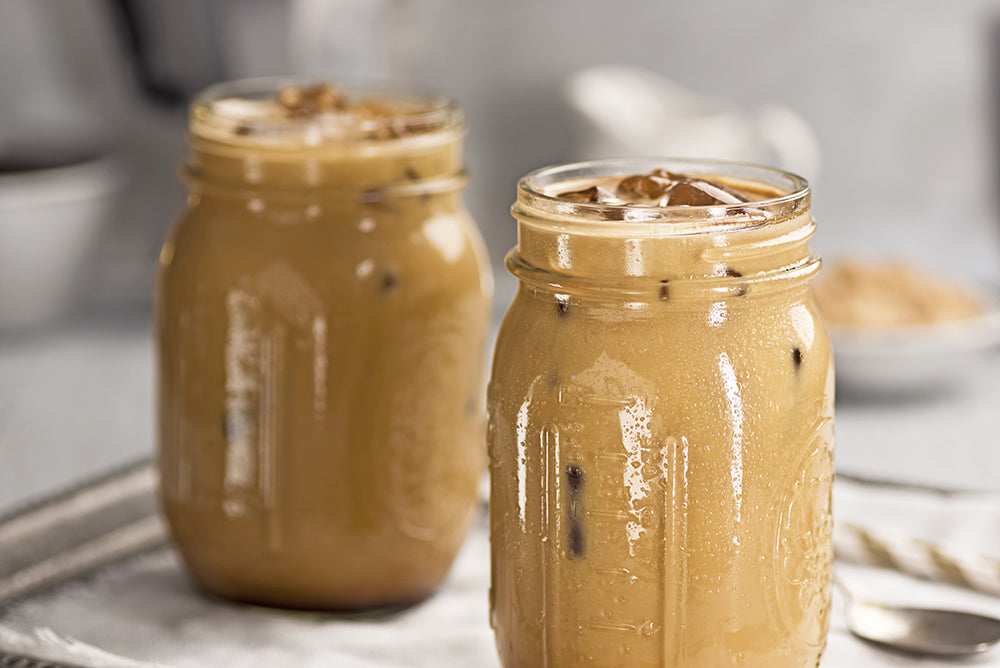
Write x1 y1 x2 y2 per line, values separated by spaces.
6 481 1000 667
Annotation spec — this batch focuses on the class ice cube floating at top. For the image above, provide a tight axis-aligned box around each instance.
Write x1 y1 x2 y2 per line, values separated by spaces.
557 168 759 207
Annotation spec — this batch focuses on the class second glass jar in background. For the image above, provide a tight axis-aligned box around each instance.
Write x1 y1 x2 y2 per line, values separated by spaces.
488 158 834 666
157 79 493 610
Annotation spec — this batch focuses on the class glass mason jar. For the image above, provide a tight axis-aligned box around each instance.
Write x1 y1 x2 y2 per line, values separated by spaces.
157 79 493 610
488 158 834 666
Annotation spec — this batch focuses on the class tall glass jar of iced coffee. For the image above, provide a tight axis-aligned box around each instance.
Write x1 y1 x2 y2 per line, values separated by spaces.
157 79 492 610
489 159 833 666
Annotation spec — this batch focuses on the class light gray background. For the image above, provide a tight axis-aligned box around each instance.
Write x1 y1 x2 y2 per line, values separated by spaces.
2 0 1000 512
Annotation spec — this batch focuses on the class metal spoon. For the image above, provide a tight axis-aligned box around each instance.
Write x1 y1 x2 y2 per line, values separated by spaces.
837 575 1000 656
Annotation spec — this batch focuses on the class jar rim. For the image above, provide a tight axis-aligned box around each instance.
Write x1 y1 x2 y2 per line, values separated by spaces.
515 158 809 233
189 76 465 148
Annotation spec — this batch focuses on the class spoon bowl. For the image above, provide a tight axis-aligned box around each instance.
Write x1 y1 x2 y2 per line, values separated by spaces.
840 580 1000 656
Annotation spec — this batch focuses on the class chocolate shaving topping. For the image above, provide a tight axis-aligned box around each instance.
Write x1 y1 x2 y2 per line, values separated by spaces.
354 100 429 140
268 82 447 139
276 83 347 118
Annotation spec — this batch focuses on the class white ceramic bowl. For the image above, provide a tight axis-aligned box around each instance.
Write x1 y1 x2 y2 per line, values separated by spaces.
830 285 1000 395
0 155 122 330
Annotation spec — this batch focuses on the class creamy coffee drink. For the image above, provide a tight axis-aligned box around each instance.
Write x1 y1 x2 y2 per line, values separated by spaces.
489 160 833 666
157 80 492 609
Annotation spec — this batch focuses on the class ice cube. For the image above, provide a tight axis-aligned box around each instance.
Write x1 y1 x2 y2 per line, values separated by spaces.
660 178 751 207
617 173 673 199
558 185 620 203
649 168 683 180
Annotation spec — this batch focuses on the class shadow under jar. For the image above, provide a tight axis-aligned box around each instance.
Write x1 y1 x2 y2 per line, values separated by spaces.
488 158 834 667
157 79 493 610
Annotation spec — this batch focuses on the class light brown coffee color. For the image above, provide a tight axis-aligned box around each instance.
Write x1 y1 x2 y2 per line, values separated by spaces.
157 81 492 610
489 160 833 666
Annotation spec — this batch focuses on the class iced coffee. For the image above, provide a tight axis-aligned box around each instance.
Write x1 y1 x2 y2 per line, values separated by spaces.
489 159 833 666
157 80 492 609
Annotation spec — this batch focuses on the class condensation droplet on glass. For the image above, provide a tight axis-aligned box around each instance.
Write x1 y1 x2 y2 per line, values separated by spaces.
359 218 376 233
303 125 322 147
619 396 652 554
515 395 532 532
708 300 728 327
159 242 176 267
624 238 644 276
244 156 263 183
304 158 321 185
356 258 375 278
223 499 245 518
556 233 571 269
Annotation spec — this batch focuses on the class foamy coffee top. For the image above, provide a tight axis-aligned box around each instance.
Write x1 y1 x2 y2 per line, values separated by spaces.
190 80 463 147
551 168 783 209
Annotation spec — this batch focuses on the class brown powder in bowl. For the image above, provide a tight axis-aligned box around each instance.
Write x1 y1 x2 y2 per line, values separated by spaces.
813 260 983 327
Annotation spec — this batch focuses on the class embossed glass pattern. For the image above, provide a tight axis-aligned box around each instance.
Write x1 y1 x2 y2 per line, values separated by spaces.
157 79 492 610
488 158 834 666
